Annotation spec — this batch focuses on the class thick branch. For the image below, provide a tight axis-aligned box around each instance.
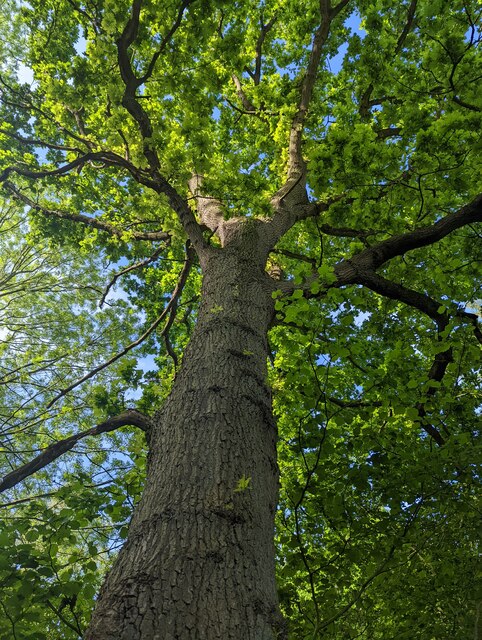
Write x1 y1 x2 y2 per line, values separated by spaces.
265 193 352 251
231 74 260 114
395 0 418 55
415 346 453 447
251 14 277 85
188 174 225 236
280 0 350 188
271 2 354 216
0 409 150 493
336 272 452 445
457 309 482 345
286 2 332 183
352 271 448 328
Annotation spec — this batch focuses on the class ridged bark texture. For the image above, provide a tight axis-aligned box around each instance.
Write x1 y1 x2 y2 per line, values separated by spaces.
85 231 285 639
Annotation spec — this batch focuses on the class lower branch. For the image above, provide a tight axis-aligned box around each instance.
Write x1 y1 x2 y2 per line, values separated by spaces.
0 409 150 493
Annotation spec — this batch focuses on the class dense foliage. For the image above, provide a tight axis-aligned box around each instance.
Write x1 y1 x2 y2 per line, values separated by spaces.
0 0 481 637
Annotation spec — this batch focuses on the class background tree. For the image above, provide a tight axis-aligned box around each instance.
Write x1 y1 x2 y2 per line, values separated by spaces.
0 0 481 638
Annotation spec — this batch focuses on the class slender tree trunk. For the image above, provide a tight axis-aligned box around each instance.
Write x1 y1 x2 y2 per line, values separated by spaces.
85 238 285 638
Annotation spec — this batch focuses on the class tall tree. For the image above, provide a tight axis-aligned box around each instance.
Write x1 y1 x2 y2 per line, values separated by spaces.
0 0 481 638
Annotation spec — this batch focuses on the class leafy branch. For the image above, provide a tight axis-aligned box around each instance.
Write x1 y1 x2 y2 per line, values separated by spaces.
2 181 171 242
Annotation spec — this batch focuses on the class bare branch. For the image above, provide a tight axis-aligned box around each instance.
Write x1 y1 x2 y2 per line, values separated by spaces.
0 409 151 493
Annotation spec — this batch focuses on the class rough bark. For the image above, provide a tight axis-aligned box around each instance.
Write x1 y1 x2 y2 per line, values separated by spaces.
85 223 285 639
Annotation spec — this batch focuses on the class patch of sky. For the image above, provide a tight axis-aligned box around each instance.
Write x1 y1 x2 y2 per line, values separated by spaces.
17 62 34 85
326 42 348 75
354 310 370 326
325 11 366 75
76 31 87 56
344 11 367 40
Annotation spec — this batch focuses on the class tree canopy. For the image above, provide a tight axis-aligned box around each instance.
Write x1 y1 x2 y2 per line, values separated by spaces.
0 0 481 638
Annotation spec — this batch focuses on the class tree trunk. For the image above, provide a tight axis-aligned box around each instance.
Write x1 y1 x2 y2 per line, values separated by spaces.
85 237 285 639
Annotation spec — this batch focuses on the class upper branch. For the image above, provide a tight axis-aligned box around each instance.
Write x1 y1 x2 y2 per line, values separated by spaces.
0 128 84 154
359 0 417 119
286 1 332 184
114 1 208 257
0 151 125 182
0 409 151 493
351 271 448 329
188 174 225 237
139 0 195 85
267 1 352 247
251 14 277 85
395 0 418 55
283 0 350 187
